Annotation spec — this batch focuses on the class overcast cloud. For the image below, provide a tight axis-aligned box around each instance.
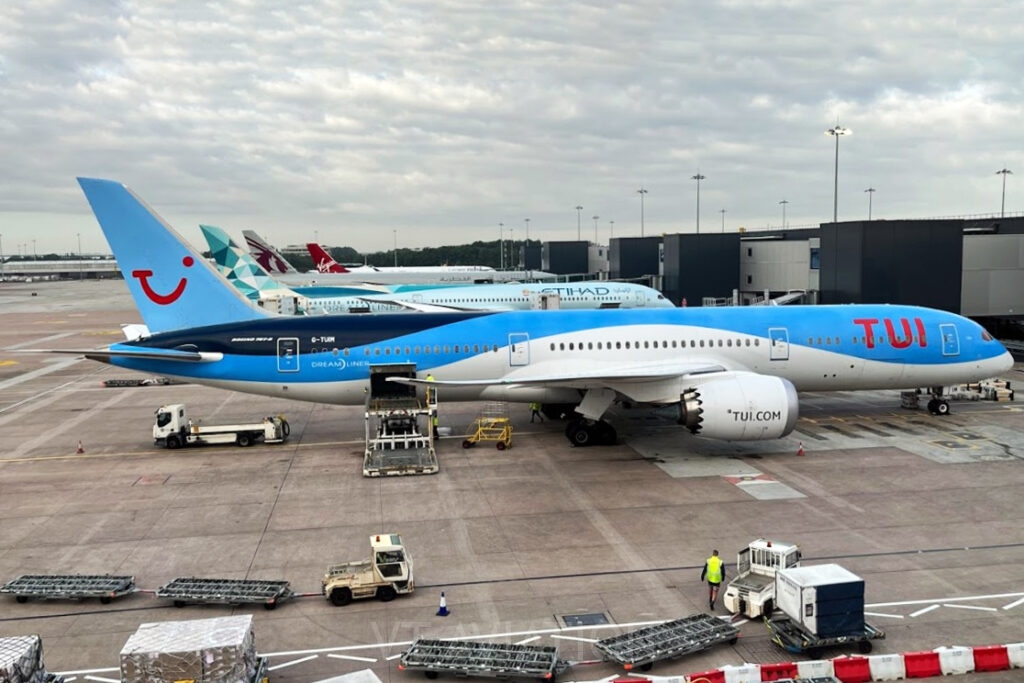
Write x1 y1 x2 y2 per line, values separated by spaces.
1 1 1021 257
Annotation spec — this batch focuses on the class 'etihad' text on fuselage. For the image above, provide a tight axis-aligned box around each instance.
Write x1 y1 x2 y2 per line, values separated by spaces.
541 286 612 296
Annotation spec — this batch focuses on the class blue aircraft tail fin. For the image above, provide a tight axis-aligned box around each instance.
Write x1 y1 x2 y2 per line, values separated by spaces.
77 178 269 334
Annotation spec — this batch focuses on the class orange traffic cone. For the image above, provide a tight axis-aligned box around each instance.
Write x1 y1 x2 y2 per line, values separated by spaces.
796 442 805 457
436 591 449 617
76 440 85 454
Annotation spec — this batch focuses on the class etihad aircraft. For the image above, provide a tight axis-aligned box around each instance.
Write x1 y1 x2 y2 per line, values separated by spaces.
245 229 557 285
59 178 1013 446
203 224 673 314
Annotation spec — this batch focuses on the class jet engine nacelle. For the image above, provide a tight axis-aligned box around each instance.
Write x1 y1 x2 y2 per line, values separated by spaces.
678 372 799 440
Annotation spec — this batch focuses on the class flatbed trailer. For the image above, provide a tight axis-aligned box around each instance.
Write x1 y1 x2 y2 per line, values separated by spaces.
399 638 569 681
593 614 739 671
0 574 136 604
766 614 884 659
155 577 294 610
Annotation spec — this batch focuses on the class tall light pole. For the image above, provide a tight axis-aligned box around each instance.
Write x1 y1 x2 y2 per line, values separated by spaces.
609 220 614 240
864 187 876 220
637 187 647 237
575 205 583 240
826 125 851 224
509 226 515 268
719 209 726 232
691 173 705 234
524 218 530 244
997 168 1012 218
392 230 397 267
779 199 789 229
592 215 599 243
32 239 37 260
76 232 82 280
498 222 504 270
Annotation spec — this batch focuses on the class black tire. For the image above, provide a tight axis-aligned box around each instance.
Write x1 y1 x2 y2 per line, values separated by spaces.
936 401 950 415
173 600 186 608
15 595 27 604
100 596 112 605
496 441 507 451
236 432 252 447
425 672 439 680
166 434 182 450
281 419 290 437
330 587 353 606
639 663 653 672
806 647 823 660
264 601 277 610
571 424 592 447
377 585 397 602
926 399 938 414
462 439 474 449
728 636 738 645
858 640 873 654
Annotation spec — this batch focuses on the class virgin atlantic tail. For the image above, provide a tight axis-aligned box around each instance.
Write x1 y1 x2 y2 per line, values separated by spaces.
306 242 350 273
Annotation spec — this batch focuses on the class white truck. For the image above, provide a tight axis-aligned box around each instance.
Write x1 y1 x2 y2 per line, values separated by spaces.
153 403 289 449
322 533 414 606
722 538 801 618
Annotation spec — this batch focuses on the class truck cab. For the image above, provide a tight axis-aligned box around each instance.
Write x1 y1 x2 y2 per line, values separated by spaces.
723 538 801 618
323 533 414 606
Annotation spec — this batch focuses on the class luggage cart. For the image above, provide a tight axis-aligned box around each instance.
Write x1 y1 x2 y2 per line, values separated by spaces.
593 614 739 671
463 403 513 450
155 577 294 610
0 574 136 604
766 615 885 659
399 638 570 681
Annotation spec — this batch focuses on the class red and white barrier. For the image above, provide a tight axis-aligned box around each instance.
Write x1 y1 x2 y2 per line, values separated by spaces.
678 641 1023 682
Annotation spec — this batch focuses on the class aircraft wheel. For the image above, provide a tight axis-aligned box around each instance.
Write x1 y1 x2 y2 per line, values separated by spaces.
596 421 617 445
570 424 592 447
935 400 950 415
926 399 939 414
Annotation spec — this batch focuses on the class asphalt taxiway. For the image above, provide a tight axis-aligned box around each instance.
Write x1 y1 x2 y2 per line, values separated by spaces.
1 279 1023 682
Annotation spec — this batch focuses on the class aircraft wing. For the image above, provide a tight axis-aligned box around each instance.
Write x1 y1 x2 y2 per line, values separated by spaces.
389 358 727 389
20 347 219 363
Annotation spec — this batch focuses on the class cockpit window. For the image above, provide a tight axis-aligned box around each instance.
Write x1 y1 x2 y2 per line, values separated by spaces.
982 330 993 341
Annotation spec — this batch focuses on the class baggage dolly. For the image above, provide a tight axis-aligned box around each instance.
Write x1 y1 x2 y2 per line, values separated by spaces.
155 577 294 610
0 574 136 604
593 613 739 672
399 638 570 680
766 615 885 659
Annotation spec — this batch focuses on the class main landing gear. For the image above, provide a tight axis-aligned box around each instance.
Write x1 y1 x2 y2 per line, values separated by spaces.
564 418 617 447
926 386 951 415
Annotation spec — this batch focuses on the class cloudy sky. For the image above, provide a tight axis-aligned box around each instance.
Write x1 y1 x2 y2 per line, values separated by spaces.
1 1 1021 257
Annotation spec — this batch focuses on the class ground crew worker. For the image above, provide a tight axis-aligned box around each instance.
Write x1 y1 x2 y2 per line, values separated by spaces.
700 549 725 610
530 401 544 423
432 413 439 437
425 373 435 404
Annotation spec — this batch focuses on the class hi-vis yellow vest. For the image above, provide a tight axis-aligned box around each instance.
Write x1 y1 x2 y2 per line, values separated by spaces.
706 556 723 583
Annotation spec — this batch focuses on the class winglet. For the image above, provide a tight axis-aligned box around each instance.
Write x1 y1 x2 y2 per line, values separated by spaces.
76 178 269 333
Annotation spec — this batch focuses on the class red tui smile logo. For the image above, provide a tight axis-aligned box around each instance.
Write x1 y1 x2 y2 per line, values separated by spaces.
133 256 194 304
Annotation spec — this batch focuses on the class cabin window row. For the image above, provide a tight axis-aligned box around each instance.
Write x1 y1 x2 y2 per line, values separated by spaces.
307 345 502 356
548 338 762 351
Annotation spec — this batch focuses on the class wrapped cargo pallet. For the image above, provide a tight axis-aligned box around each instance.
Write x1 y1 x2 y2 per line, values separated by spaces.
120 614 260 683
0 635 56 683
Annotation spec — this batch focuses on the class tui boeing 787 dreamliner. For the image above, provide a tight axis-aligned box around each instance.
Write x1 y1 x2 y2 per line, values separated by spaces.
53 178 1013 446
